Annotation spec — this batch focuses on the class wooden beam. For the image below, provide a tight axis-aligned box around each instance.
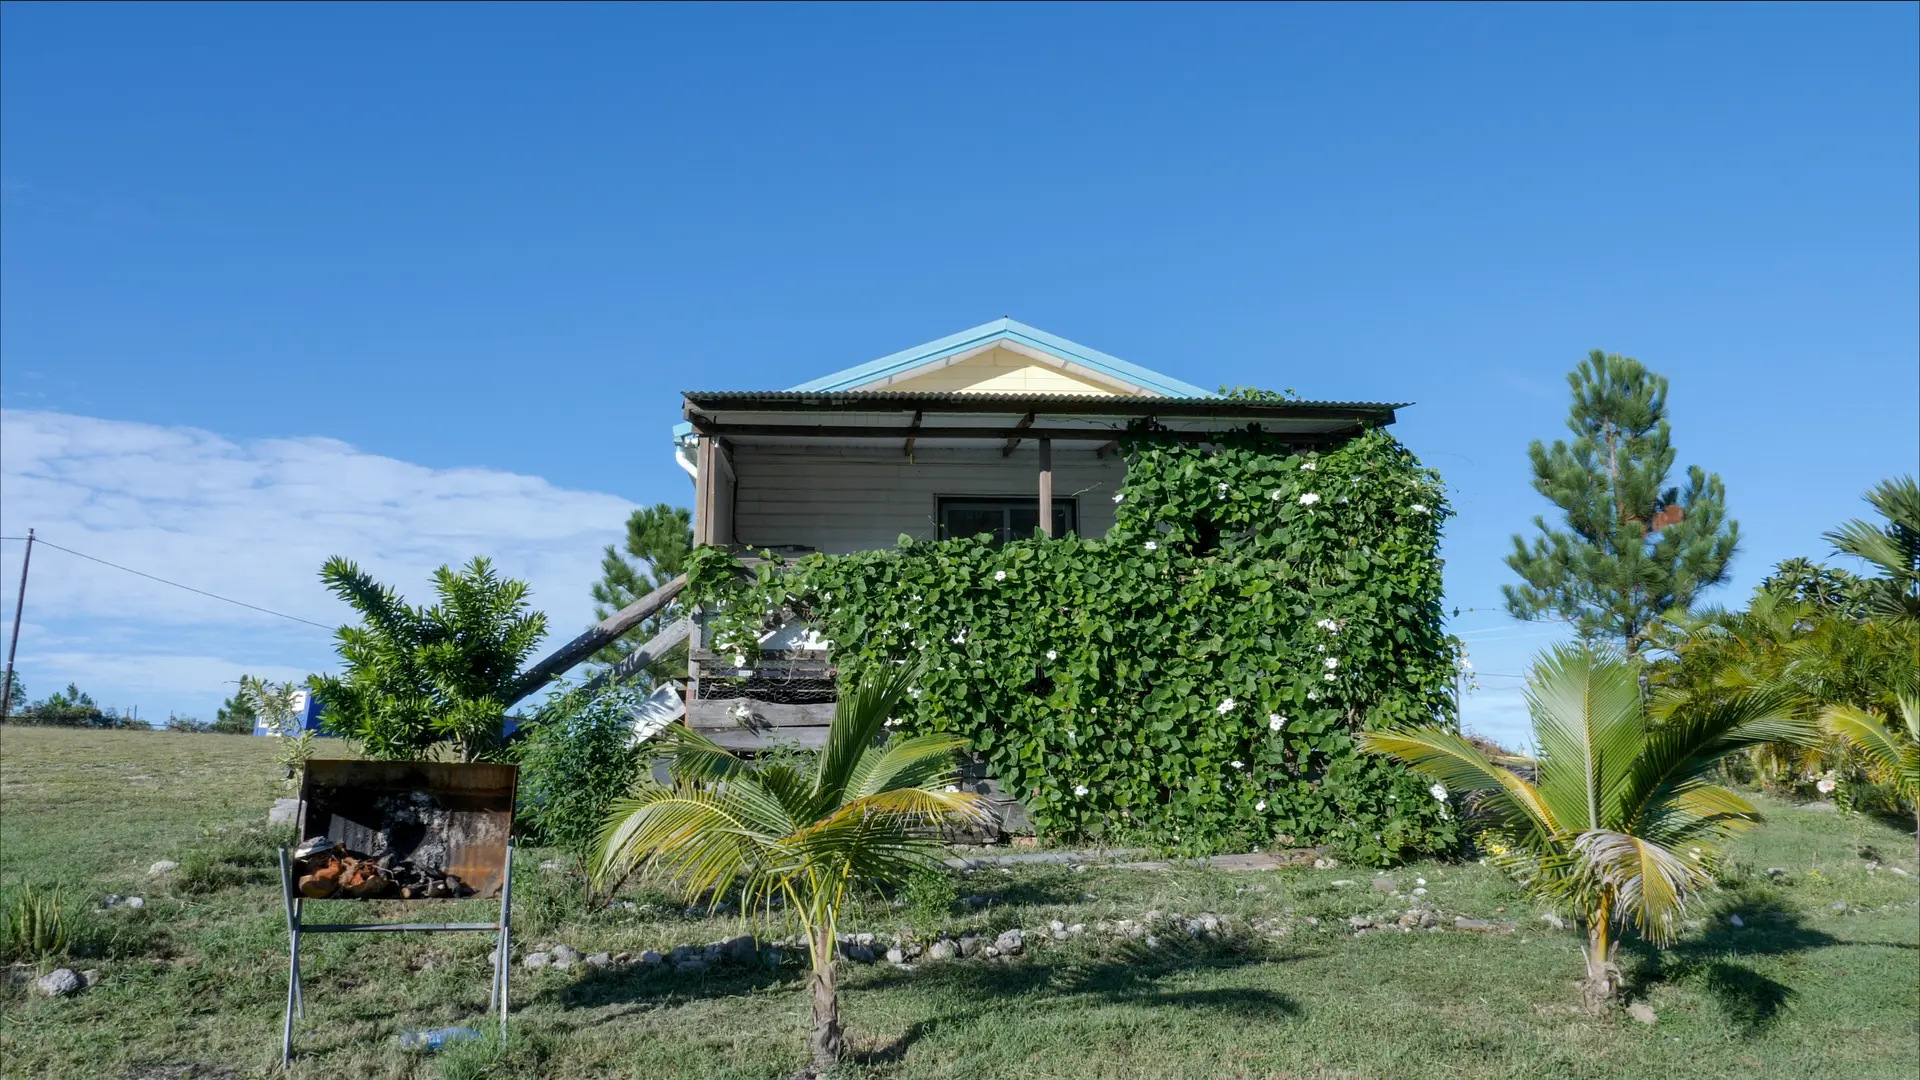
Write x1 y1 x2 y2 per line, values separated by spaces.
581 617 693 694
693 436 717 545
1038 437 1054 538
689 422 1360 445
687 699 838 728
1001 412 1036 457
684 396 1402 422
902 409 923 459
508 574 689 704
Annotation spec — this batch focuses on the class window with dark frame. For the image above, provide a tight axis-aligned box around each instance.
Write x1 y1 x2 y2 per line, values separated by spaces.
936 496 1078 544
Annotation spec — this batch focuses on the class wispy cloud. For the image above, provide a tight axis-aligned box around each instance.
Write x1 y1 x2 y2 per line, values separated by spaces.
0 410 638 721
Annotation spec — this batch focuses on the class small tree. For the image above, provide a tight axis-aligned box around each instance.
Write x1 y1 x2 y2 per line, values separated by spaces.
589 504 692 678
597 666 981 1071
515 682 649 896
19 683 104 727
1362 646 1809 1009
1826 476 1920 624
211 683 258 734
1505 351 1739 657
243 676 315 784
310 556 548 762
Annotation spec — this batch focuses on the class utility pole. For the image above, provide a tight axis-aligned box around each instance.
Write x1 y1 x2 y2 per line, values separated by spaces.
1 529 33 722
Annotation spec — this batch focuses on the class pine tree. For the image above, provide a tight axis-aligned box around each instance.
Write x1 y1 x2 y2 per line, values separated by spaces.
1505 351 1739 657
589 504 693 677
212 682 259 734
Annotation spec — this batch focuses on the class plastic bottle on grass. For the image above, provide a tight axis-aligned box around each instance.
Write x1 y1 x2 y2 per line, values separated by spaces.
398 1026 483 1051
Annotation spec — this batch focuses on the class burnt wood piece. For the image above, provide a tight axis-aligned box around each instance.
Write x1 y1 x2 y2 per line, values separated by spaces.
509 574 688 704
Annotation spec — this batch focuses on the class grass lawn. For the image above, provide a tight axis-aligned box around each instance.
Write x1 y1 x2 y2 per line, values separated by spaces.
2 725 1915 1079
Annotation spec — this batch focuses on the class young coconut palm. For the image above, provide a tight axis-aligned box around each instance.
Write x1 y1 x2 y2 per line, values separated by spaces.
1360 644 1810 1008
1822 691 1920 862
595 664 980 1072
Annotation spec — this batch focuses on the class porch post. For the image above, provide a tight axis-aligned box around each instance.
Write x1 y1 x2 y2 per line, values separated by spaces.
693 436 716 545
1038 437 1054 538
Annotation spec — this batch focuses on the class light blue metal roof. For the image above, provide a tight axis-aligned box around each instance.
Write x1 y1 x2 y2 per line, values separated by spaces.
788 318 1215 398
673 320 1215 444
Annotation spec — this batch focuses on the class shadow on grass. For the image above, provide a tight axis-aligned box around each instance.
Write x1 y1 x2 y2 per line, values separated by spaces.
853 938 1303 1065
539 935 1303 1057
1620 891 1877 1033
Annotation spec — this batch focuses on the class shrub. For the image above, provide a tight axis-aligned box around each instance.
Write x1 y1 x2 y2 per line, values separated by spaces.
691 426 1460 862
515 682 649 888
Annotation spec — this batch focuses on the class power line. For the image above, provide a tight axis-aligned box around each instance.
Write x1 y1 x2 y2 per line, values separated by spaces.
0 534 335 630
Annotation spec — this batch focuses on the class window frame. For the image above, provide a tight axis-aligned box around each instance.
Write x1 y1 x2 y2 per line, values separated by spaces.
935 495 1079 544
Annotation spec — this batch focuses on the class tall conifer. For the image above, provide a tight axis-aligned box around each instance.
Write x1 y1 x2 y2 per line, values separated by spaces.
1505 351 1738 656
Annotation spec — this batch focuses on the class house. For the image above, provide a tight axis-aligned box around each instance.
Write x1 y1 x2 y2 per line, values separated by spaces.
670 319 1404 750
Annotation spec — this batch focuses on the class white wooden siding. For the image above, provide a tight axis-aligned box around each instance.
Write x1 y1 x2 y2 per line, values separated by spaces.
730 444 1127 554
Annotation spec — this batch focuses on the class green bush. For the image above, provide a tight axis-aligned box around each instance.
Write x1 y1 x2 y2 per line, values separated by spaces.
515 682 649 885
691 425 1461 863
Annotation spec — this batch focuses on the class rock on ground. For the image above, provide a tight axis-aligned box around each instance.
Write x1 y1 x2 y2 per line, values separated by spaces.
37 968 83 996
994 928 1025 955
147 860 178 877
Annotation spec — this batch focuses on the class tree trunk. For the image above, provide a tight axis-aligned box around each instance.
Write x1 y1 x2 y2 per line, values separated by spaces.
1580 895 1619 1012
806 925 842 1072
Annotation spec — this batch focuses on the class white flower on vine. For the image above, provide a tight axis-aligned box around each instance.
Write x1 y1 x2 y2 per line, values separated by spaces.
1410 503 1430 514
994 570 1007 582
1307 690 1321 701
1046 650 1058 661
1316 618 1340 633
1298 492 1321 506
1113 492 1124 503
1216 698 1237 714
1300 461 1317 471
1268 713 1286 731
884 716 902 728
733 654 747 666
909 686 923 699
1144 540 1159 551
952 629 968 645
1269 490 1284 501
1323 657 1339 669
1230 760 1245 770
1816 778 1837 794
1429 783 1449 803
1073 784 1090 797
1255 799 1267 811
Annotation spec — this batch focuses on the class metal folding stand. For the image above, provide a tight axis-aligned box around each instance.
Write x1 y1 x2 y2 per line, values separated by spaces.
278 840 515 1067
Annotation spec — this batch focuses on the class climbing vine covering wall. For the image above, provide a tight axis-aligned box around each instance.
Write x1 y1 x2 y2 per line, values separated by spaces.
687 425 1460 863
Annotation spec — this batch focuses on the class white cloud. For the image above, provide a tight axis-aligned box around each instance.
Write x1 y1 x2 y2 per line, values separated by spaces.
0 409 640 720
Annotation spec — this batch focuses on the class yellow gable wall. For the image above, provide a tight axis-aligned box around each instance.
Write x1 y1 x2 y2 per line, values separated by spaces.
879 346 1139 395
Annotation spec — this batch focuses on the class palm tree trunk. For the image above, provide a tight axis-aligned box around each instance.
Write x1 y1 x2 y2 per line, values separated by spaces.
806 924 842 1071
1581 894 1618 1011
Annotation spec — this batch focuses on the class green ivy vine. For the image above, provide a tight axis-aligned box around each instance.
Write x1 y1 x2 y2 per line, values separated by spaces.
687 425 1461 864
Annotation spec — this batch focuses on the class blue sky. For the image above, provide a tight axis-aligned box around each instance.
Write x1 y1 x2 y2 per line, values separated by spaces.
1 3 1914 743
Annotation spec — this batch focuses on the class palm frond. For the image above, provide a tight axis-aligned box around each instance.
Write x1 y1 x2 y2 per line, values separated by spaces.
844 734 973 800
1526 645 1646 834
1358 727 1561 838
1614 689 1810 834
1573 828 1714 947
594 785 773 900
815 664 919 802
1823 704 1920 796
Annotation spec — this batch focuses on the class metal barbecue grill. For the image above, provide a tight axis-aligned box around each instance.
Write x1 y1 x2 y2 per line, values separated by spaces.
278 760 519 1065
